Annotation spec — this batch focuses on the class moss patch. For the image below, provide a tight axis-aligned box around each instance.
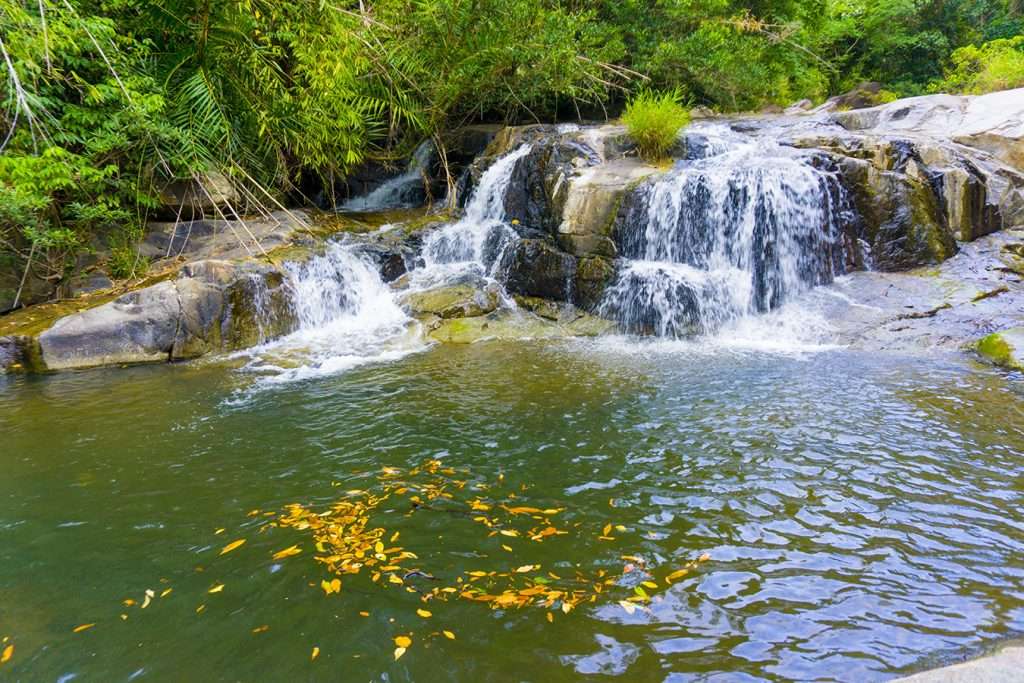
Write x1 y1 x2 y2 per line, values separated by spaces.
977 330 1024 370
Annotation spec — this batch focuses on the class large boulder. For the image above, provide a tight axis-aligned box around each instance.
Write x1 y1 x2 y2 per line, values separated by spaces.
830 88 1024 170
39 281 182 369
157 171 240 220
500 239 577 301
34 260 296 371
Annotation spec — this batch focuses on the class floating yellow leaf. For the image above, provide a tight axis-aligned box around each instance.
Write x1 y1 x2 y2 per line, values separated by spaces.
208 584 225 594
394 636 412 648
359 611 370 617
122 599 135 606
602 523 612 536
699 553 711 562
498 529 519 537
161 588 173 598
311 646 319 661
214 528 225 535
73 623 95 633
442 630 455 640
219 539 246 555
394 647 406 660
665 569 689 584
641 581 658 589
321 578 341 595
1 644 12 664
390 531 400 543
120 614 128 621
272 545 302 560
252 625 269 634
514 565 538 573
546 612 554 623
561 603 572 614
619 600 637 615
416 609 432 618
196 604 206 614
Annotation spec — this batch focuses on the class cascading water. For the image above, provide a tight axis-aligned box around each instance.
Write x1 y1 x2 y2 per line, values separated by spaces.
341 140 435 212
238 145 533 384
601 127 849 338
412 144 532 289
239 241 422 383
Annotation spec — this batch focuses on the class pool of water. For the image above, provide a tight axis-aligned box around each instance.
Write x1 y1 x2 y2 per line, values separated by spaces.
2 341 1023 681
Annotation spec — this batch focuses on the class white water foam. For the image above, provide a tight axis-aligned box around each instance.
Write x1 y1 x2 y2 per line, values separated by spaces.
237 241 425 385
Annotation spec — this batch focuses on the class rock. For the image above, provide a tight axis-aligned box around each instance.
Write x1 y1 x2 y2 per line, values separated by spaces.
556 160 658 259
819 82 888 112
500 239 577 301
39 281 182 370
141 210 310 264
427 309 614 344
575 256 617 311
401 283 500 319
157 171 239 220
830 88 1024 170
67 270 114 298
784 98 814 114
893 640 1024 682
976 327 1024 370
690 105 716 119
835 155 958 269
0 335 41 372
33 260 297 371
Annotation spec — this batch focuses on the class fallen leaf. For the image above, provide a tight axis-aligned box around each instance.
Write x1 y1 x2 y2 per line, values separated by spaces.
214 528 225 535
196 604 206 614
1 644 12 664
394 636 412 648
220 539 246 555
311 646 320 661
699 553 711 562
160 588 173 598
416 609 432 618
514 565 538 573
252 625 269 634
73 623 95 633
665 569 689 584
359 611 370 617
442 630 455 640
208 584 225 594
394 647 406 660
619 600 637 615
546 612 554 623
272 545 302 560
602 523 612 536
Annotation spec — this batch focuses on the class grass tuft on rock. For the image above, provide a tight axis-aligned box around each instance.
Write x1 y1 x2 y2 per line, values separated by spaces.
622 90 691 162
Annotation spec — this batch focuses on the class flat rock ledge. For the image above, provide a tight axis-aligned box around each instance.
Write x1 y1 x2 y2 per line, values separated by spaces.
894 641 1024 682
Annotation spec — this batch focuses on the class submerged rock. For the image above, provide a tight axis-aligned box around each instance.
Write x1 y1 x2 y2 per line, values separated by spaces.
427 309 615 344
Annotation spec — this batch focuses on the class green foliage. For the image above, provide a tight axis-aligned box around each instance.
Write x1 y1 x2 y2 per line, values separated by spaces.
933 36 1024 93
622 90 691 161
1 0 1021 307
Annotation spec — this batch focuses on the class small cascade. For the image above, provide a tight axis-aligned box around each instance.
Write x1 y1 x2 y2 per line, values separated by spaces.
341 140 435 212
414 144 532 288
601 131 849 337
240 241 421 383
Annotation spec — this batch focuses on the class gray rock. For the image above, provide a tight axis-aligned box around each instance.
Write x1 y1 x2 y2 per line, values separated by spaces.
400 282 500 319
894 641 1024 682
39 281 181 370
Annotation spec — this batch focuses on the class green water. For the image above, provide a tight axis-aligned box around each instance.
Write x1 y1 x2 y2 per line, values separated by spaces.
2 341 1023 682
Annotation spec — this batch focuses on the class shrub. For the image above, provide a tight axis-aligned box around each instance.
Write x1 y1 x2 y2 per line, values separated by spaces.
622 90 691 162
107 239 148 280
934 37 1024 94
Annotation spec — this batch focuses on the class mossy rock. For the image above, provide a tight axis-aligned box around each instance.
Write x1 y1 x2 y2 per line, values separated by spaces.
402 284 500 319
976 328 1024 370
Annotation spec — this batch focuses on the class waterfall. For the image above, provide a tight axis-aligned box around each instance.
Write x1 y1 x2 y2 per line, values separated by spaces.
341 140 435 212
600 132 848 337
239 241 421 383
413 144 532 287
